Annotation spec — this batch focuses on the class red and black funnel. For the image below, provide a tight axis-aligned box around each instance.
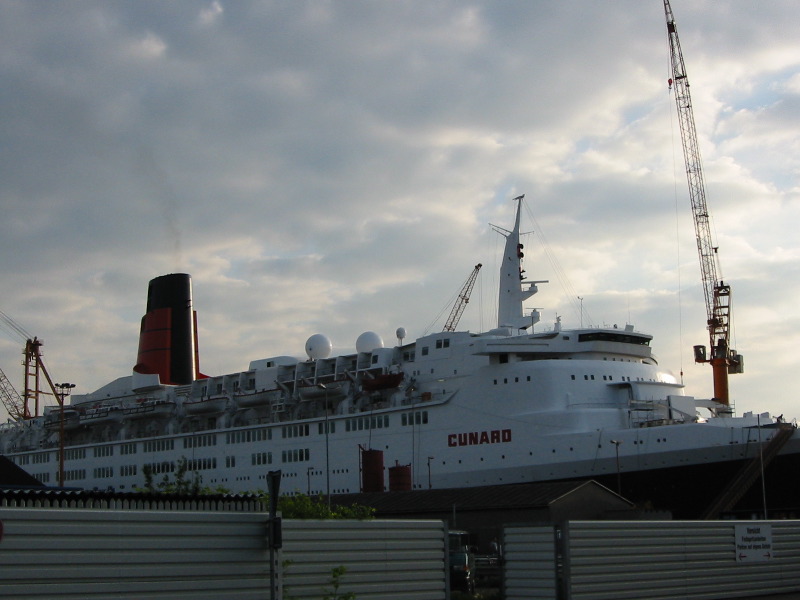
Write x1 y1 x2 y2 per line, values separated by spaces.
133 273 203 385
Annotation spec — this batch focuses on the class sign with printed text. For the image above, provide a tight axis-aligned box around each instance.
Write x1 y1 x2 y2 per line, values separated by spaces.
735 523 773 563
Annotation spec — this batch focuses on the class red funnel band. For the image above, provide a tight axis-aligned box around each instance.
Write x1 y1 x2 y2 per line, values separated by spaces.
134 307 173 384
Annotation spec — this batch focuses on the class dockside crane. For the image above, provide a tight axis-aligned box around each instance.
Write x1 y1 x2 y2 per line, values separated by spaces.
1 309 70 484
23 337 65 419
664 0 743 408
1 310 63 419
443 263 482 332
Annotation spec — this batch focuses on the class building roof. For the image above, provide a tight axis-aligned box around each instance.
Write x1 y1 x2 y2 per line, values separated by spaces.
0 455 46 489
331 480 631 514
0 486 265 511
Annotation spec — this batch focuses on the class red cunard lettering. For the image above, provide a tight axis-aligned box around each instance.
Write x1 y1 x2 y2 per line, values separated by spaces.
446 429 512 447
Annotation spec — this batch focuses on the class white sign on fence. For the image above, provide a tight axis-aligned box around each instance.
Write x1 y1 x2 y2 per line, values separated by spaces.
735 523 773 563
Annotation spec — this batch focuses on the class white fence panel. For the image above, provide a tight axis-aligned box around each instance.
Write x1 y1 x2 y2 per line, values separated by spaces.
0 502 448 600
0 508 270 600
564 520 800 600
504 520 800 600
281 519 448 600
503 525 557 600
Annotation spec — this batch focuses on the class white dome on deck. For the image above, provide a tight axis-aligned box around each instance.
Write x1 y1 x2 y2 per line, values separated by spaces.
305 333 333 360
356 331 384 353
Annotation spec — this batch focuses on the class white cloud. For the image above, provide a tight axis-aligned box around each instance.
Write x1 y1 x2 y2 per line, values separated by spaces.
198 1 224 28
1 1 799 424
124 31 167 61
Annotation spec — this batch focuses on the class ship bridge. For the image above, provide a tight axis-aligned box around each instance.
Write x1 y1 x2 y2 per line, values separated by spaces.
470 327 655 363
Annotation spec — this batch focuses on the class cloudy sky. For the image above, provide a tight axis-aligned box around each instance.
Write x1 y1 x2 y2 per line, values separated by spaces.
1 1 799 423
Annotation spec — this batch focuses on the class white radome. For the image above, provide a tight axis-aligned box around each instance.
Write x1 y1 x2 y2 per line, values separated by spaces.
305 333 333 359
356 331 384 353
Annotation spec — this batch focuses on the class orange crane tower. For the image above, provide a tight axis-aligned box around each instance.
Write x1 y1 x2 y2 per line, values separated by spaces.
1 307 70 484
664 0 743 407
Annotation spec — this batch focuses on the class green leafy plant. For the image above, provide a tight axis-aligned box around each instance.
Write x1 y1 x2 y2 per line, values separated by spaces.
261 493 374 520
283 561 357 600
135 456 230 495
322 566 355 600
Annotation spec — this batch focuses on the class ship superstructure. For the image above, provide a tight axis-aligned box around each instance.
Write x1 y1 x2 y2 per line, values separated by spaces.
1 199 797 516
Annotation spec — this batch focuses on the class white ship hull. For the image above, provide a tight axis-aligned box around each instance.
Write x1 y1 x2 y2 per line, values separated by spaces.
1 199 797 518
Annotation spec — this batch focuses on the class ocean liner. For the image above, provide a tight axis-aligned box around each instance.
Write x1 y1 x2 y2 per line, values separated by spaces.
1 198 797 517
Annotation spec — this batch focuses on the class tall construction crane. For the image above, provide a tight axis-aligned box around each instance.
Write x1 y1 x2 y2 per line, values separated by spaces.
23 337 64 419
1 309 70 485
664 0 743 407
24 336 71 487
1 309 63 419
443 264 482 332
0 339 62 423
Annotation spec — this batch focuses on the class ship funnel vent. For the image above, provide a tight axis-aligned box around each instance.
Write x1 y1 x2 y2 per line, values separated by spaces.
133 273 201 385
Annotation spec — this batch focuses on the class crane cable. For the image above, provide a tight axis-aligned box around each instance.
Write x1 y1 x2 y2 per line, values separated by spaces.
0 309 32 343
522 202 593 328
666 33 686 385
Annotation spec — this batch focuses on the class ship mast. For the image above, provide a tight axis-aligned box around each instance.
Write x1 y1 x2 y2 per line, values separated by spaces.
491 195 545 331
664 0 742 407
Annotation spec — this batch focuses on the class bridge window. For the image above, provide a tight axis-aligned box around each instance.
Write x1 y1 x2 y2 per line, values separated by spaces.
578 332 650 346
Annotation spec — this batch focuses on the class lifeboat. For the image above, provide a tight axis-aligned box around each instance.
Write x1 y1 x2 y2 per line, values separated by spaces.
80 405 123 425
297 381 348 401
235 389 278 408
122 398 176 419
361 372 404 392
183 396 228 415
43 408 81 431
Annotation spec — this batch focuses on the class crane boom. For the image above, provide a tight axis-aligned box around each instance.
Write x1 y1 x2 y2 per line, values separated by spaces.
443 264 482 332
0 366 28 421
664 0 742 407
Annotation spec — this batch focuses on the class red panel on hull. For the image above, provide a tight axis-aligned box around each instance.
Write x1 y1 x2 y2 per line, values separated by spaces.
388 463 412 492
361 449 385 493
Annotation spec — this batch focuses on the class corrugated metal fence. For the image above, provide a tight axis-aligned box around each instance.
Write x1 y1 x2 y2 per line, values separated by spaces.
0 491 270 598
503 525 557 600
282 519 448 599
0 503 447 599
0 508 269 599
505 520 800 600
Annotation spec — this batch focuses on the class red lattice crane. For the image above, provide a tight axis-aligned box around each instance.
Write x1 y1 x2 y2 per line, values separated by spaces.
443 264 482 332
664 0 743 407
